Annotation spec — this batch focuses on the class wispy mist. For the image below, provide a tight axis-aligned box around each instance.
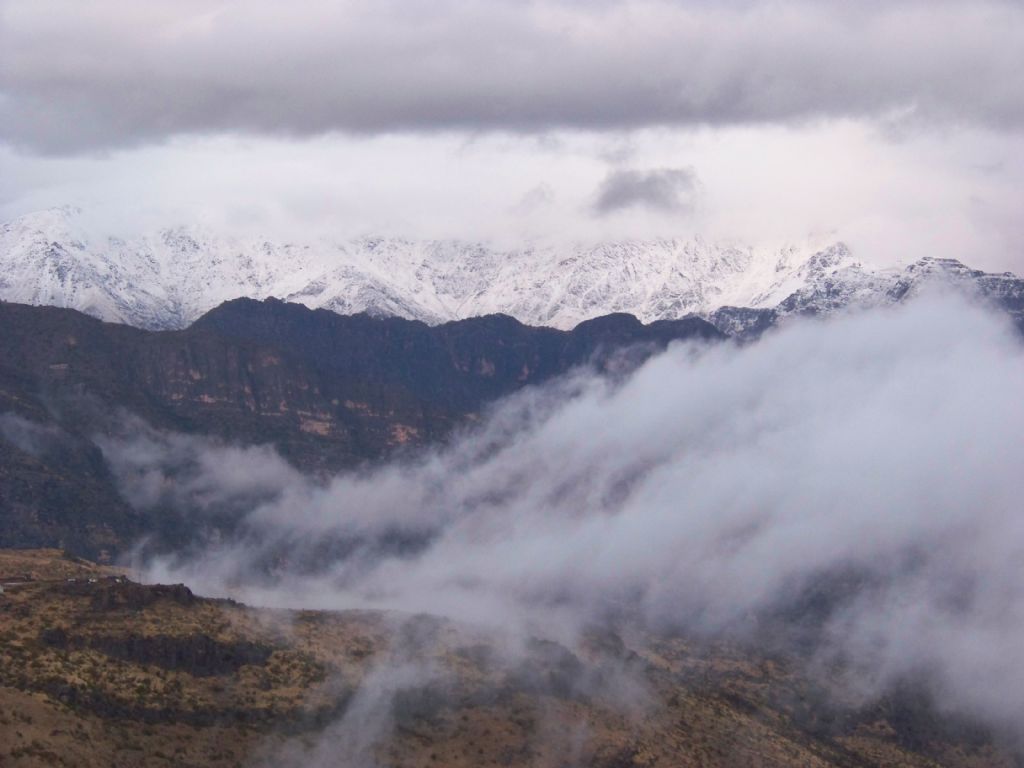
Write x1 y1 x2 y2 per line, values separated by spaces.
119 294 1024 734
0 412 65 458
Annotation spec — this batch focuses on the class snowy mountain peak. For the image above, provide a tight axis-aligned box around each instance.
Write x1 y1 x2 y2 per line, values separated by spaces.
1 207 1022 336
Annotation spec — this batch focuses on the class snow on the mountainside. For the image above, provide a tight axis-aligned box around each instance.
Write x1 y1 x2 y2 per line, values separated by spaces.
2 207 1022 334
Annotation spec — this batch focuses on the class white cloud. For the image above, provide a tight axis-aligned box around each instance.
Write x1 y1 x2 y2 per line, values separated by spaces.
130 294 1024 735
3 123 1022 272
1 1 1022 271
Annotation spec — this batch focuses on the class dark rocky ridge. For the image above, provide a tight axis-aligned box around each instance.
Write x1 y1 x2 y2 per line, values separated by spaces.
0 298 723 557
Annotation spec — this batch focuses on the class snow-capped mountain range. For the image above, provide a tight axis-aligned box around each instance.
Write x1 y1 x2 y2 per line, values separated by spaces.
3 207 1023 336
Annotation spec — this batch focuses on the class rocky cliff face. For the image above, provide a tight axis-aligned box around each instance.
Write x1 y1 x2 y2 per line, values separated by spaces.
0 298 722 556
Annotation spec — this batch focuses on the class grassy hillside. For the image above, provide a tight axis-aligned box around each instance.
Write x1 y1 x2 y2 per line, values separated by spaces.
0 549 1014 767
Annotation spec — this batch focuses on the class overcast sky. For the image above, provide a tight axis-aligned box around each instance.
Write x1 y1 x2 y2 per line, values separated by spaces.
1 0 1023 269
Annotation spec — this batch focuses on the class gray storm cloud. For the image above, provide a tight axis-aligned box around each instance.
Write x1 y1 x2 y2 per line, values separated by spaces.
2 0 1024 152
124 293 1024 735
592 168 697 215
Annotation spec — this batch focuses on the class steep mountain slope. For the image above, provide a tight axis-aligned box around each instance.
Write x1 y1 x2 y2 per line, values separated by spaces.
9 207 1021 335
1 549 1016 768
711 248 1024 337
0 299 721 557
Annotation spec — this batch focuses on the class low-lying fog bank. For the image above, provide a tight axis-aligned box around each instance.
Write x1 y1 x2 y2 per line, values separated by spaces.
108 292 1024 741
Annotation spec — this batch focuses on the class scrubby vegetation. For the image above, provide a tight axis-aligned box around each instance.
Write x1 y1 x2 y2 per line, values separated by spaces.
0 549 1016 767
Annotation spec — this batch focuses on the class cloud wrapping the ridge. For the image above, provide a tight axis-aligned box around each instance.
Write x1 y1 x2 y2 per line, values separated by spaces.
2 0 1024 152
126 293 1024 733
0 412 64 458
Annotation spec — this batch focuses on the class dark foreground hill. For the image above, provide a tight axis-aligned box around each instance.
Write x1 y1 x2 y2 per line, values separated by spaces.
0 299 721 558
0 549 1015 768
